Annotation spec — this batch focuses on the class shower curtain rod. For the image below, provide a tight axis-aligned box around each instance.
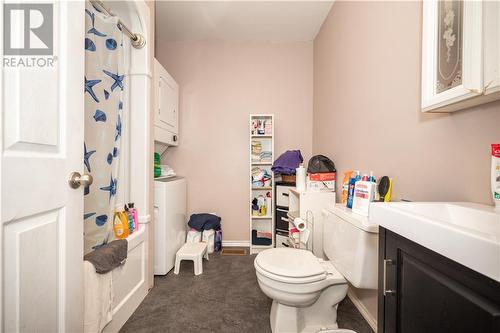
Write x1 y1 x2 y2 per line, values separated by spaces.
89 0 146 49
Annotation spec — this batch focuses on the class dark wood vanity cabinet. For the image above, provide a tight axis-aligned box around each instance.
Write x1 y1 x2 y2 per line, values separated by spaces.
378 227 500 333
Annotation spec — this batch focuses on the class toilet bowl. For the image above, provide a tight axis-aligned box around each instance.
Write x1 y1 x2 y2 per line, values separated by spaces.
255 208 379 333
254 248 349 333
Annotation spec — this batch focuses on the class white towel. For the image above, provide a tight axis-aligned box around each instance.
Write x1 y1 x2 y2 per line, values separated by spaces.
84 261 113 333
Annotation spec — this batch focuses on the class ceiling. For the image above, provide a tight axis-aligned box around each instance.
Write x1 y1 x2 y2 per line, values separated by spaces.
155 1 334 42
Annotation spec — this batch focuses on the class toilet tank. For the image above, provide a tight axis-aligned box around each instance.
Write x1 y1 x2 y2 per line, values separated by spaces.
323 204 379 289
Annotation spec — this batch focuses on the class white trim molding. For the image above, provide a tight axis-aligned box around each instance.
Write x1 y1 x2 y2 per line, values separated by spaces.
138 214 151 224
347 289 377 332
222 240 250 247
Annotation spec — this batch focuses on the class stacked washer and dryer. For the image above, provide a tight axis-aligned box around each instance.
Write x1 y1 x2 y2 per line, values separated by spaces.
153 59 187 275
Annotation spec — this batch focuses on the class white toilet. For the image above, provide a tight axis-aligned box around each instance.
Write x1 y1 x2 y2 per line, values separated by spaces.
254 207 378 333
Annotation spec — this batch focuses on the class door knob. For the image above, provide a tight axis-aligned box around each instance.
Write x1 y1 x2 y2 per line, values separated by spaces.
68 172 93 189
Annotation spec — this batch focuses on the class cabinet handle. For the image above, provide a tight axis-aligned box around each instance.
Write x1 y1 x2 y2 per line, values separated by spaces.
483 80 493 93
383 259 396 296
282 193 289 197
280 217 289 222
465 80 493 96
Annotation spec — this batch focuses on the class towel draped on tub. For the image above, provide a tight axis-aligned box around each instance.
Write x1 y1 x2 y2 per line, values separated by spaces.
84 239 128 274
84 239 128 333
84 261 112 333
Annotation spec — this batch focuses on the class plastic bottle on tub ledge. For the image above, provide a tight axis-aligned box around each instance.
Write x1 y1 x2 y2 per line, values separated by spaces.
492 144 500 212
113 210 130 239
128 202 138 230
124 204 134 234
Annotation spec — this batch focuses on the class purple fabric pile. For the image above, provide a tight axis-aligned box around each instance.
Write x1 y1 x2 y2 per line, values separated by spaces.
271 150 304 175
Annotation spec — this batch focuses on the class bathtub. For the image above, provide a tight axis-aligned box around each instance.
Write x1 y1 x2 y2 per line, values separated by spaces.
102 223 149 332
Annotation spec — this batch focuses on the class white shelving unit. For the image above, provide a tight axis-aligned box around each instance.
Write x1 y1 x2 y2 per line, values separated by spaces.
287 189 335 258
249 114 274 254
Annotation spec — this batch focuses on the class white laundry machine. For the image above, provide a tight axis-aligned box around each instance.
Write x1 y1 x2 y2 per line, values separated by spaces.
154 177 187 275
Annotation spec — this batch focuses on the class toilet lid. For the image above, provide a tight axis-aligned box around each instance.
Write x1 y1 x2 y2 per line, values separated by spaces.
255 248 325 279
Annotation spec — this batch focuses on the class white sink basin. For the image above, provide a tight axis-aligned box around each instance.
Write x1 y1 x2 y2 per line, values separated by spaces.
370 202 500 282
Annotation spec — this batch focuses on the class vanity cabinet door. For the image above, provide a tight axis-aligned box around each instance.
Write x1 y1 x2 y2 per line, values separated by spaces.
378 227 500 333
421 0 486 112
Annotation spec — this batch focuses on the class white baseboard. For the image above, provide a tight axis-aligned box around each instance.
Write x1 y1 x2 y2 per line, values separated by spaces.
222 240 250 247
347 289 377 332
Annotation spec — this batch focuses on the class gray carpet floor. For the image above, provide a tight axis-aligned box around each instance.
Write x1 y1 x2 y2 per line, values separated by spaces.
120 252 374 333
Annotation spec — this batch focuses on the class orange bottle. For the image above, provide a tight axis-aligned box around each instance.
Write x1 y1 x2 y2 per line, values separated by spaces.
113 211 130 239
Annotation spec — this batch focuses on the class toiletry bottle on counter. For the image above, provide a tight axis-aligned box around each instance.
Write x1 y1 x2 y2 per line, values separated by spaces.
491 144 500 211
347 170 360 209
296 164 306 192
352 181 376 216
341 171 354 204
369 171 375 183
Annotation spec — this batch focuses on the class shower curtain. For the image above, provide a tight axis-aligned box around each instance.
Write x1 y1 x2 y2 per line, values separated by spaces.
84 2 125 254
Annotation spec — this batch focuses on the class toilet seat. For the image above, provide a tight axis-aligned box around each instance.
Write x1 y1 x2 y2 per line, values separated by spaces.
255 260 326 284
256 248 325 278
254 248 346 285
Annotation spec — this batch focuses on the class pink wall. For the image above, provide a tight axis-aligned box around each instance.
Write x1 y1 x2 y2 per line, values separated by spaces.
314 1 500 205
156 40 313 241
314 1 500 324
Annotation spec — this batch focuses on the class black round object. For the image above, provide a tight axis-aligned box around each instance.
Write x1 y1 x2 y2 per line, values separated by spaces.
307 155 336 173
378 176 390 202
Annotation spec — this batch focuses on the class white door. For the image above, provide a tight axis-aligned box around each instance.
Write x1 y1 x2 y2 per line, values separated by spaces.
1 1 85 332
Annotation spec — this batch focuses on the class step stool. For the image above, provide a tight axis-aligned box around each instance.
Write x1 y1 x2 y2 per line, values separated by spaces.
174 242 209 275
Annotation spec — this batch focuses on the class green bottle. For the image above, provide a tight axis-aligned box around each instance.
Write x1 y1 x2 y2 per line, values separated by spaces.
154 152 161 178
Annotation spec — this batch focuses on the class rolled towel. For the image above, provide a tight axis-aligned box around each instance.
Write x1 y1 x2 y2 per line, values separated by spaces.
84 239 128 274
83 261 112 333
252 230 272 246
256 231 272 239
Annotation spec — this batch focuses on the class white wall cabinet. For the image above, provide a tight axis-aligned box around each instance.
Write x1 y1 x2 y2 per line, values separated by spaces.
154 58 179 145
421 0 500 112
